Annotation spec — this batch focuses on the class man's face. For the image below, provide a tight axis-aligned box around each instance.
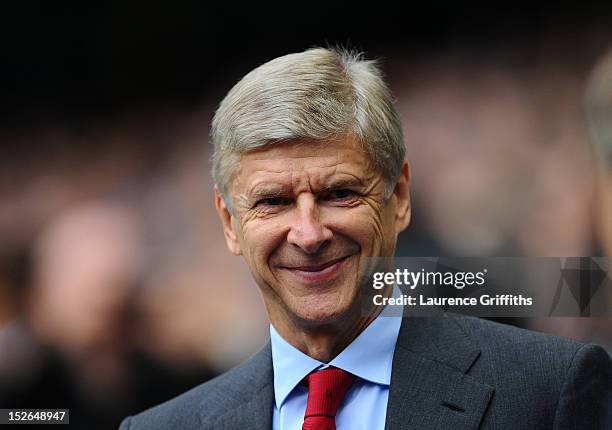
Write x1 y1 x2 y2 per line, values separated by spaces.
215 134 410 327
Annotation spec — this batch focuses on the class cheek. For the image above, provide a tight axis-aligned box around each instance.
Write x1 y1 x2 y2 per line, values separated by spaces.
240 219 287 267
323 206 388 248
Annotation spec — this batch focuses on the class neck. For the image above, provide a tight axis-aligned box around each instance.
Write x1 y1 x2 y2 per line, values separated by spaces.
269 287 392 362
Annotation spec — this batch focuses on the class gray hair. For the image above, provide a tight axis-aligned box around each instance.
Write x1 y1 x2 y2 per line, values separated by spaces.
210 47 405 205
585 47 612 170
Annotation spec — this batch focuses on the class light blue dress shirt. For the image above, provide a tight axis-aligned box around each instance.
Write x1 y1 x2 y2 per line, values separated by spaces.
270 289 403 430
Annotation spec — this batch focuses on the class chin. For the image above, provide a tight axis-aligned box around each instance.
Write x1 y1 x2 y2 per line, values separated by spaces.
291 295 357 326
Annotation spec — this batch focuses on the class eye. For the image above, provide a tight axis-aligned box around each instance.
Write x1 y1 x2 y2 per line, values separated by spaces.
256 197 292 207
326 189 358 201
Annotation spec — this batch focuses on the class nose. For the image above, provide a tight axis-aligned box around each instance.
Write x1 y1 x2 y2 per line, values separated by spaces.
286 194 333 254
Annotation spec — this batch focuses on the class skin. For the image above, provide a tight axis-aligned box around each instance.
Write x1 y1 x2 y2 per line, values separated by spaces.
215 134 411 362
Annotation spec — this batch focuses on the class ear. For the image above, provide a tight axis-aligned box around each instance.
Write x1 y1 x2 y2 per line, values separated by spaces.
393 160 411 233
214 185 242 255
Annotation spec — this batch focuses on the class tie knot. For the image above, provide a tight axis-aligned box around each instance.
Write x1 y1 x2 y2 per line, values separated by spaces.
304 367 355 419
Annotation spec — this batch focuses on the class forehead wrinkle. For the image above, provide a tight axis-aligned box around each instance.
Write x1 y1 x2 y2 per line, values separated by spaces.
244 155 343 172
235 144 379 198
238 140 372 176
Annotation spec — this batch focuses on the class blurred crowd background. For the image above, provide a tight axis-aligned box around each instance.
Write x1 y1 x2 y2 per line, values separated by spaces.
1 3 612 428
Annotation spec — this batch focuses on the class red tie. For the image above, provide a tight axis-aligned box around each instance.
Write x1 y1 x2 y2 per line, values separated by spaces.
302 367 355 430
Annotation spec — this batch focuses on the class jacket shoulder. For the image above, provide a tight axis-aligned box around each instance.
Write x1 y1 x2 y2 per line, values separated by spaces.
447 314 612 428
448 314 587 362
448 314 592 380
119 343 272 430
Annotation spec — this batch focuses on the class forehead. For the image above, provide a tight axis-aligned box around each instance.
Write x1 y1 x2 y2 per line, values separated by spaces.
232 135 377 191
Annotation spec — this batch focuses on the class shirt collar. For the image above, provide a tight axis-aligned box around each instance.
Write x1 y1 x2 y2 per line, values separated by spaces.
270 286 403 408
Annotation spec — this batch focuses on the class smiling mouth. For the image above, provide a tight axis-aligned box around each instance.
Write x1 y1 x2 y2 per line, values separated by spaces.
288 256 348 272
281 255 352 283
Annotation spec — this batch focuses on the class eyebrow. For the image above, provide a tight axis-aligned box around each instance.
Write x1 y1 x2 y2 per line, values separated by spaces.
247 176 365 201
247 186 291 201
319 177 364 192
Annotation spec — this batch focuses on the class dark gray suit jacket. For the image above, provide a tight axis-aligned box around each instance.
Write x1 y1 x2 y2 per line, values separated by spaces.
120 313 612 429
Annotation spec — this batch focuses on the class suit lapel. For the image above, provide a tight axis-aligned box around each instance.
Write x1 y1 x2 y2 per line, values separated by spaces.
211 381 274 428
204 343 274 429
385 312 494 430
200 313 493 429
